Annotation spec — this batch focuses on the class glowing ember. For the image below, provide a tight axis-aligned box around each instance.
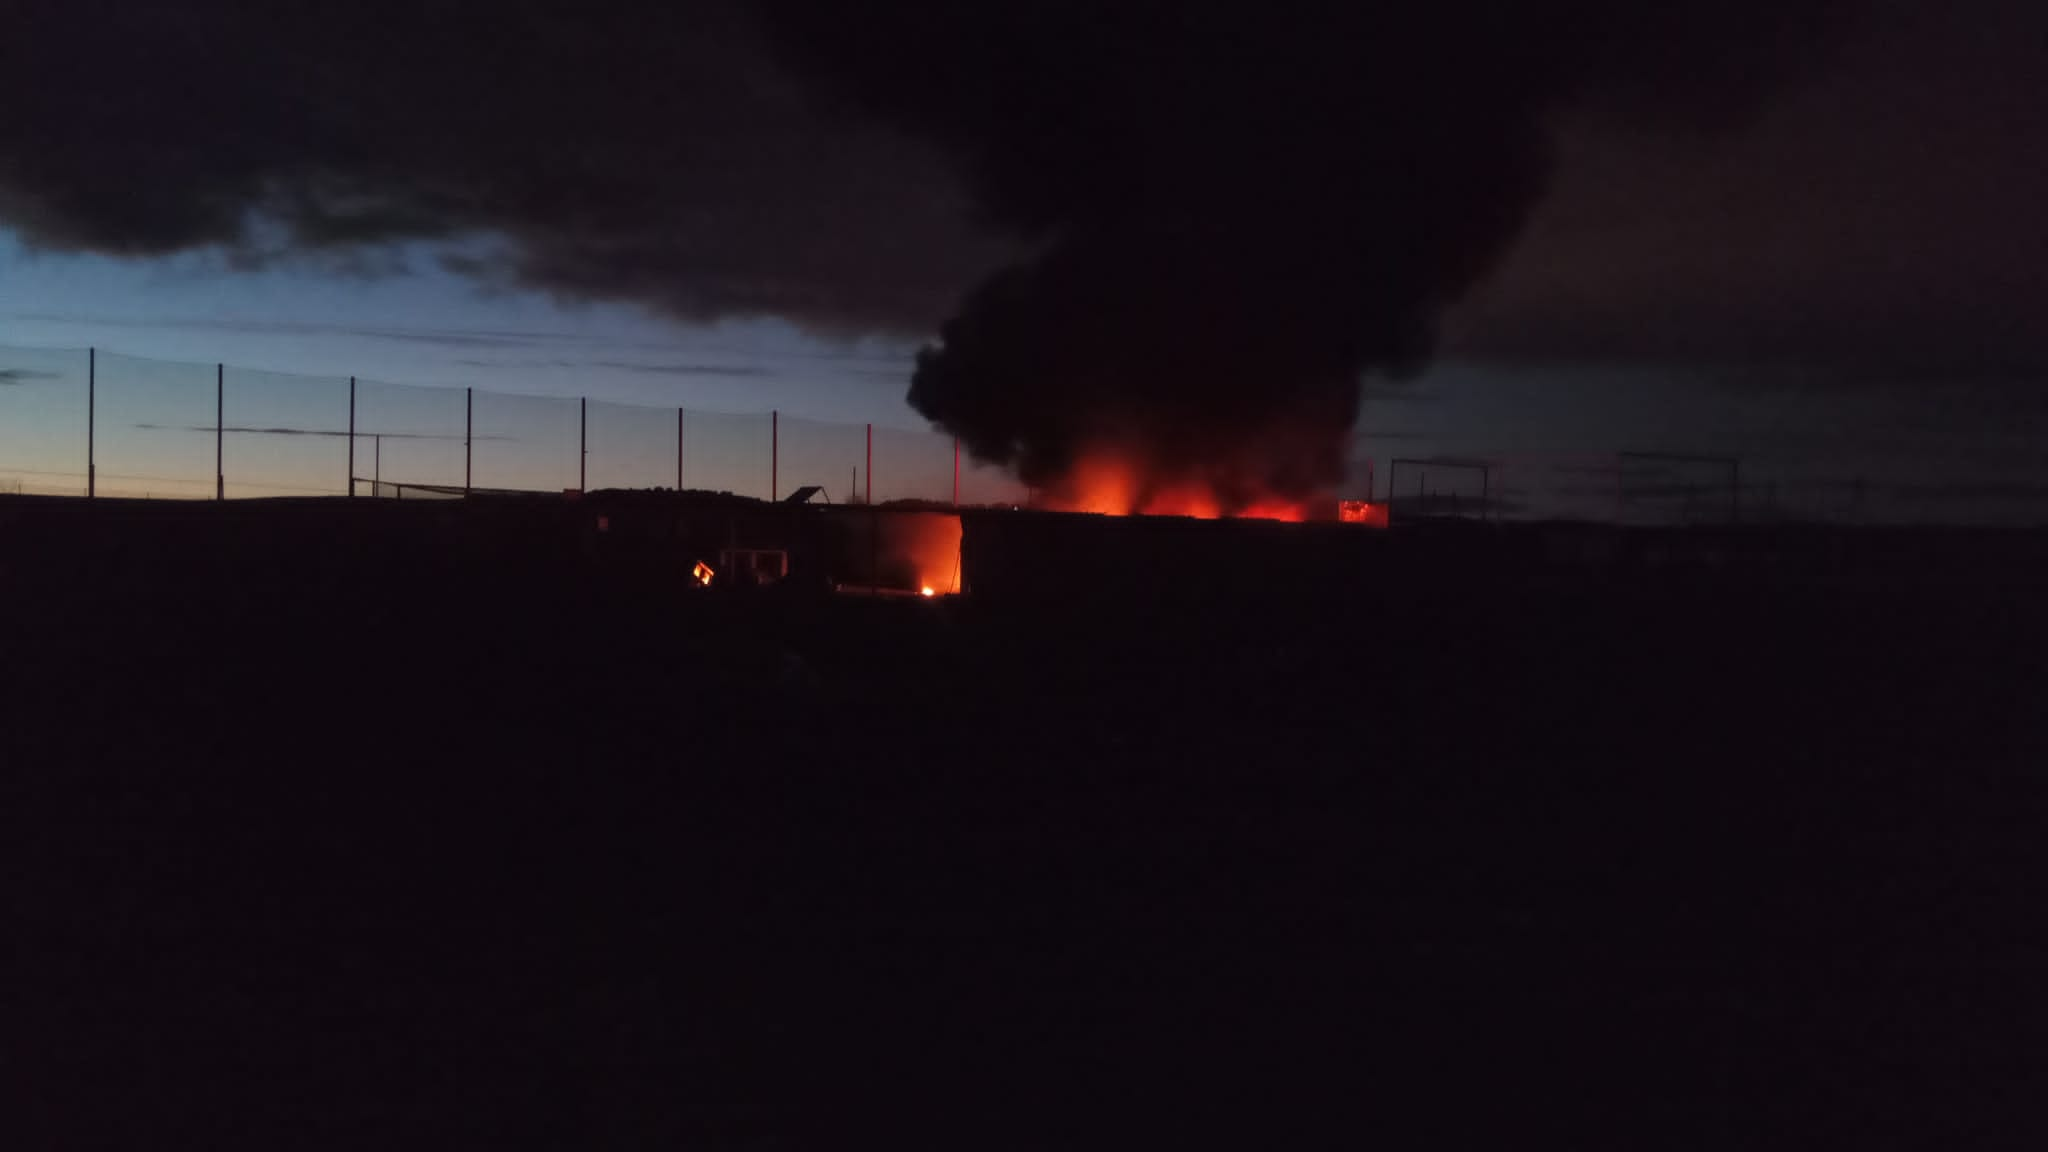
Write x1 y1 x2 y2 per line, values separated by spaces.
1338 500 1389 527
920 586 936 598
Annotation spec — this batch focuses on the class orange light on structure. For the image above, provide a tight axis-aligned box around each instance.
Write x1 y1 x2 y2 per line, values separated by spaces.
1338 500 1389 527
920 586 936 598
692 560 715 586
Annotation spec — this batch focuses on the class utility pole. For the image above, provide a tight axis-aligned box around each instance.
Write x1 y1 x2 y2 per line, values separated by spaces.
677 407 684 490
464 386 473 496
865 423 873 506
87 348 95 499
953 436 960 507
347 376 356 498
771 410 779 502
215 363 224 501
579 397 587 493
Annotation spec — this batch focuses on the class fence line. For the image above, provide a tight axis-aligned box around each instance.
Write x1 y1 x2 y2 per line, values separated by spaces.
0 343 1000 508
3 342 2045 524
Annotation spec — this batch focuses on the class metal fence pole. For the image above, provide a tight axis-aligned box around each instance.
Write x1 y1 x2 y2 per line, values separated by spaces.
464 386 473 496
87 348 95 499
215 363 224 501
677 407 684 490
771 410 778 502
579 397 587 493
866 423 872 506
347 376 356 498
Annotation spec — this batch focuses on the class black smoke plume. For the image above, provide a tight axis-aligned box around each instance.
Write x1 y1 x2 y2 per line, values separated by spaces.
762 0 1838 499
0 0 1838 498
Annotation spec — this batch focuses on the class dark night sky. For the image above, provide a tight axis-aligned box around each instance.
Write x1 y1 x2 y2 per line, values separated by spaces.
0 0 2041 515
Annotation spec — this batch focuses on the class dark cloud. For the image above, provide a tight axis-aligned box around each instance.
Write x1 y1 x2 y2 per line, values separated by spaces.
0 368 60 385
1444 0 2048 374
587 361 766 379
0 0 1003 332
453 357 766 377
2 0 2035 487
3 311 583 348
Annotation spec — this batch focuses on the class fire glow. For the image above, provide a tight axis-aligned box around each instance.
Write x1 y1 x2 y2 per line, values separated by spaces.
869 511 964 595
1039 447 1337 524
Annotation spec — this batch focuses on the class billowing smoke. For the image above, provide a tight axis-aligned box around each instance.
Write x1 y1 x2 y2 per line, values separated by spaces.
762 0 1837 506
0 1 1835 508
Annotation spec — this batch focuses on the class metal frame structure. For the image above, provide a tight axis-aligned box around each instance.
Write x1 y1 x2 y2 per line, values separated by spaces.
1387 457 1495 523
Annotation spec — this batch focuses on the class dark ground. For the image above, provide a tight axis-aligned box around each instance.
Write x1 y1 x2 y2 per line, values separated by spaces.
3 499 2046 1149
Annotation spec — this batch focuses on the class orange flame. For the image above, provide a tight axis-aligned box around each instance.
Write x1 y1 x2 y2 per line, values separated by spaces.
1042 444 1343 524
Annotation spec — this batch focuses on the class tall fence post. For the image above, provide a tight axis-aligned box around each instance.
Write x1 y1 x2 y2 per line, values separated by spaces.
87 348 95 499
464 386 473 496
579 397 587 493
347 377 356 498
771 410 778 502
676 407 684 490
215 363 224 501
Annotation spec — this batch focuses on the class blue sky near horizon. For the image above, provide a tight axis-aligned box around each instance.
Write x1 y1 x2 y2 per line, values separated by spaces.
0 235 931 427
0 235 1034 502
4 233 2045 521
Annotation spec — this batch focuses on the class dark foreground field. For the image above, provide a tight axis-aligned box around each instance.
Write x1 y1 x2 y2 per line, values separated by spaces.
3 499 2046 1149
